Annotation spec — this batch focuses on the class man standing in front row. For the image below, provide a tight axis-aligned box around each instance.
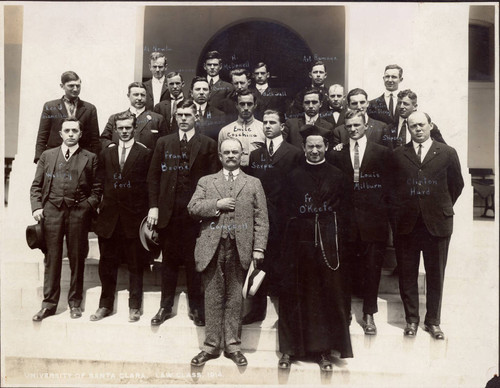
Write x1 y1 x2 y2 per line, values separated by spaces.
30 118 101 321
245 109 302 324
147 99 219 327
328 110 392 335
392 111 463 339
188 138 269 367
90 111 152 323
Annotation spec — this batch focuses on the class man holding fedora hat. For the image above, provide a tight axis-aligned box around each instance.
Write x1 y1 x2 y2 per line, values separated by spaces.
30 117 101 321
146 99 219 327
90 111 152 323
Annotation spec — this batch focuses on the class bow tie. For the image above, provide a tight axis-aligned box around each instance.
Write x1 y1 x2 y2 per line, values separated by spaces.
330 106 342 113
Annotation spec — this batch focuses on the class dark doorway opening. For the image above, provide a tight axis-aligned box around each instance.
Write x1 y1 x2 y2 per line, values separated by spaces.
197 19 314 97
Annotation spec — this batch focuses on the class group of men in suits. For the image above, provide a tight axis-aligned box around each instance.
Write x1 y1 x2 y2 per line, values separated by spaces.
30 58 464 368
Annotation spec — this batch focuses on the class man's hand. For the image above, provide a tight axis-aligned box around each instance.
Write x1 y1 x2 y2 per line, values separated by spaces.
217 198 236 212
147 207 159 229
333 143 344 151
33 209 44 222
253 250 264 269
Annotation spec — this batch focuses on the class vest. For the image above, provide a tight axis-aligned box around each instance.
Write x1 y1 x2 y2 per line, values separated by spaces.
48 149 80 208
221 176 236 239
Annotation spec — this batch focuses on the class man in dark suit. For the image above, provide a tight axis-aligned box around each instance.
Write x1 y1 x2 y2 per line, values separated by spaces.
250 62 287 120
189 76 226 141
245 109 302 324
217 68 254 122
34 71 100 163
392 111 464 339
143 52 169 111
328 110 392 335
383 89 446 149
333 88 388 147
288 60 329 117
188 138 269 367
284 88 334 149
203 50 234 112
153 72 187 134
146 99 219 327
322 84 346 128
100 82 167 150
30 118 101 321
367 64 403 125
90 111 152 323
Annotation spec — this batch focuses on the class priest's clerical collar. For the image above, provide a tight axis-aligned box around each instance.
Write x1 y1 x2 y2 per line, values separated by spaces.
306 159 326 165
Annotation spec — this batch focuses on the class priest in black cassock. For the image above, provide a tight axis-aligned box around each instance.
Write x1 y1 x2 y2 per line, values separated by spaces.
277 125 353 372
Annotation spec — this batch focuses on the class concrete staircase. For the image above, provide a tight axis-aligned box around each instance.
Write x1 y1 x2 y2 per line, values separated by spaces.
2 223 497 387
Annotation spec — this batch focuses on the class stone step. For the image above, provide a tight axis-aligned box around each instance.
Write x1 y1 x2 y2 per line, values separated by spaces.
2 330 485 387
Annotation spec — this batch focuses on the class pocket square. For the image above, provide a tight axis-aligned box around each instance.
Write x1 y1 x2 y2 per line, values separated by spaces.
151 129 158 133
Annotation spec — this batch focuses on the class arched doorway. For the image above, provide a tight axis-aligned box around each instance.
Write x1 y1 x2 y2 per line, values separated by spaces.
196 19 314 96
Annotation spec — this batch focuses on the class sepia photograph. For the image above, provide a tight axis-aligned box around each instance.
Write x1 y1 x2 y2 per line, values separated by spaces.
1 2 498 387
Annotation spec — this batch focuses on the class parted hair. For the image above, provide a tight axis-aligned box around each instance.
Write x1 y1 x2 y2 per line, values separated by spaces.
127 82 146 94
385 64 403 78
303 87 324 102
61 71 80 84
346 88 368 105
114 110 137 128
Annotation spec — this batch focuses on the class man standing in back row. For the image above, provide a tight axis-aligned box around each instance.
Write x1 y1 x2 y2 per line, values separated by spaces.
34 71 100 163
367 64 403 125
392 111 463 340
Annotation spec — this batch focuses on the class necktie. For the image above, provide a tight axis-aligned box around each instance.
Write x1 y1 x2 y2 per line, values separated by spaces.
354 141 360 183
399 120 407 146
65 149 70 160
417 144 422 163
120 146 126 171
209 78 214 89
68 101 75 118
181 133 187 144
228 171 234 182
269 140 274 156
198 108 203 118
388 93 394 118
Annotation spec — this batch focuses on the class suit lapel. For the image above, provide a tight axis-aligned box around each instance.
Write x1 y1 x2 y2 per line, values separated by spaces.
75 100 86 120
189 135 201 168
403 142 421 168
135 111 149 134
343 146 354 177
234 171 247 198
270 142 287 165
160 81 169 99
111 145 120 173
360 141 374 170
58 99 69 118
420 141 440 167
213 171 225 197
75 148 89 179
121 143 139 176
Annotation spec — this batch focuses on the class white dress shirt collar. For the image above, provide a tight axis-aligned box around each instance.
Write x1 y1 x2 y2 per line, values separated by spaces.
119 139 135 149
194 102 208 112
152 76 165 85
237 116 254 125
61 143 79 159
256 83 269 93
305 114 319 124
179 128 196 142
267 135 283 153
412 137 433 161
208 75 220 85
129 107 145 116
223 168 240 180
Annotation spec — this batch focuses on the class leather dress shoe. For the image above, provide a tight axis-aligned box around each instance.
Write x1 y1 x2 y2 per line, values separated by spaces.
424 324 445 340
242 311 266 325
188 311 205 327
404 322 419 337
90 307 111 321
129 308 141 322
70 306 82 319
278 354 291 369
224 351 248 366
32 308 56 321
362 313 377 335
151 307 172 326
318 353 333 372
190 351 220 366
